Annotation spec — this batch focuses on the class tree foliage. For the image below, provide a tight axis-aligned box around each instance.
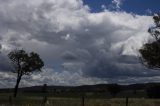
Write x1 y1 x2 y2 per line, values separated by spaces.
8 49 44 97
146 83 160 98
139 13 160 69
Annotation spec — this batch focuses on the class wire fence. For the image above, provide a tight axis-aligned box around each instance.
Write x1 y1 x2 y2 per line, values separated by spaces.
0 96 160 106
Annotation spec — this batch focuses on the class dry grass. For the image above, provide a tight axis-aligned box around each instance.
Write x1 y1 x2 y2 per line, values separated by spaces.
0 97 160 106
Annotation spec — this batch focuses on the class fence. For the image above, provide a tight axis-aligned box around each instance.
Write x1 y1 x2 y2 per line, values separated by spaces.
0 96 159 106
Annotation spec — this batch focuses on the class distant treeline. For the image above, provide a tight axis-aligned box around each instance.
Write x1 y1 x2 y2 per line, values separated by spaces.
0 83 160 98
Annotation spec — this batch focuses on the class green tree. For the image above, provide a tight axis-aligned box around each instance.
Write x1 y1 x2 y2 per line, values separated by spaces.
8 49 44 97
139 13 160 69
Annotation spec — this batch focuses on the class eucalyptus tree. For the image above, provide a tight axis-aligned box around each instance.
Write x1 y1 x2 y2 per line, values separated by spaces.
8 49 44 97
139 13 160 69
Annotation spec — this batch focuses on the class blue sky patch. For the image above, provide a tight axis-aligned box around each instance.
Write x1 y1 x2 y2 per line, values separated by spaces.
83 0 160 15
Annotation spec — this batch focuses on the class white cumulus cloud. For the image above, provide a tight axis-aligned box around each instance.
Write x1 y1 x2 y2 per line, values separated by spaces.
0 0 158 87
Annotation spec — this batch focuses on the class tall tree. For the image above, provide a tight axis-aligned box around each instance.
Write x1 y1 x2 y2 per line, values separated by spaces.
139 13 160 69
8 49 44 97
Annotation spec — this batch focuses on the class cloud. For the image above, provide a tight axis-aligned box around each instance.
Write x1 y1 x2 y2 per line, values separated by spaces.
101 4 107 11
112 0 123 7
146 9 152 15
0 68 108 88
0 0 158 87
111 0 124 9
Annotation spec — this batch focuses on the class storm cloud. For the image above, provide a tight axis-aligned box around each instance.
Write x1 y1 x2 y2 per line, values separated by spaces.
0 0 159 88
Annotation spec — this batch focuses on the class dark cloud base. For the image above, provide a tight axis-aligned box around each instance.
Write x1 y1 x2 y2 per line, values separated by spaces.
0 0 159 88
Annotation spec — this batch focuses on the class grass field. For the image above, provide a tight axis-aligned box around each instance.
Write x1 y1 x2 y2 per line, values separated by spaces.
0 97 160 106
0 93 160 106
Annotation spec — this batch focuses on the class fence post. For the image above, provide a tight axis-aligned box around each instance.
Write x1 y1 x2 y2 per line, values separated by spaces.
126 97 129 106
43 96 48 106
82 96 85 106
9 95 12 106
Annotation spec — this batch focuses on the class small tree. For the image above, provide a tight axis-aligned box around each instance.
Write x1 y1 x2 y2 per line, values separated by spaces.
8 49 44 97
139 13 160 69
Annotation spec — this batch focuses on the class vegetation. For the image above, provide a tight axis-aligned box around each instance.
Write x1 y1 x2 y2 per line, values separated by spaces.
0 12 159 106
1 83 160 98
146 83 160 98
8 49 44 97
107 84 121 97
139 13 160 69
0 94 160 106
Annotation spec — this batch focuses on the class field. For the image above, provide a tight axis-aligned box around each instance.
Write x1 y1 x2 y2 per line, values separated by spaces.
0 83 159 106
0 93 160 106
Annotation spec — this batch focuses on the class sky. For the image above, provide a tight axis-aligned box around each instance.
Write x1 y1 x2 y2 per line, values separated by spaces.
83 0 160 14
0 0 160 88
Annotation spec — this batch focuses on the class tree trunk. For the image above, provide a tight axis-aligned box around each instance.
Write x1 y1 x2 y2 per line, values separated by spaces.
14 76 21 97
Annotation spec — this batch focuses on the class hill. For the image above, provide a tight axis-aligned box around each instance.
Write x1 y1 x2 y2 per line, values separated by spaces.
0 82 160 98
